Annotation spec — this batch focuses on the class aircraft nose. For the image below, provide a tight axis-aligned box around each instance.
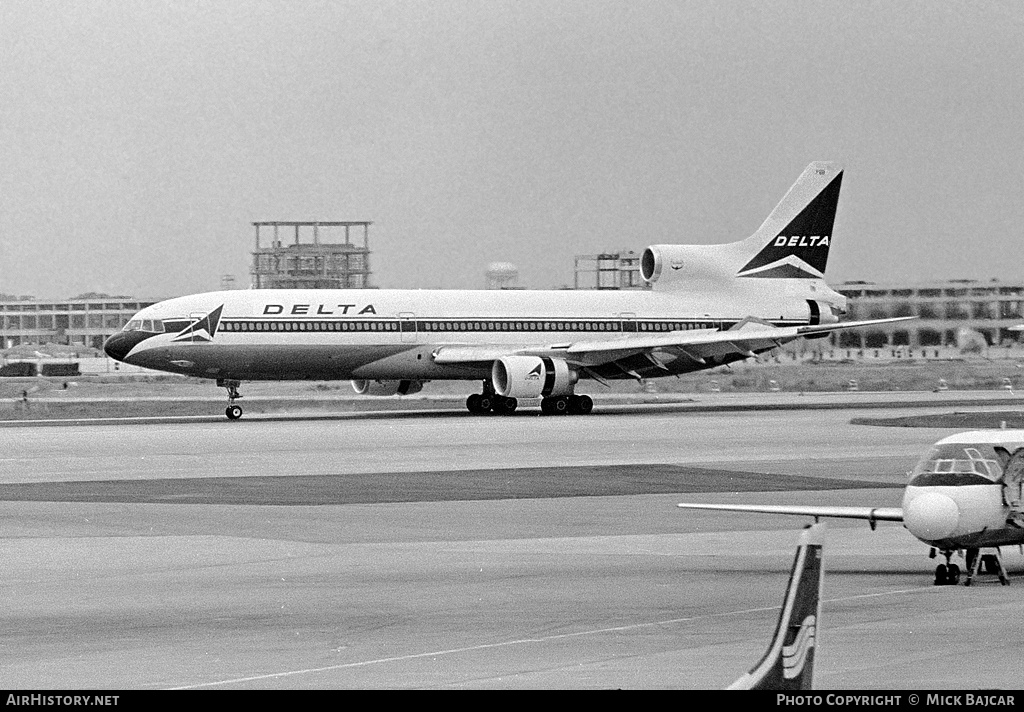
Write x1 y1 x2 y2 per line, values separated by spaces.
103 331 140 362
904 492 960 541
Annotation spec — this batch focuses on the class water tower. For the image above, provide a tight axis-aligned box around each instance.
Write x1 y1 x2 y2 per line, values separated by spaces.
486 262 519 290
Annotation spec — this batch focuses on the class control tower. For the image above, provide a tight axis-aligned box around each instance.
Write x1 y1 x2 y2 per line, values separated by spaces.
250 221 373 290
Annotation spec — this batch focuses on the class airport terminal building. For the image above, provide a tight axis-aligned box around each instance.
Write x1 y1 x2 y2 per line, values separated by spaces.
0 297 157 351
835 279 1024 349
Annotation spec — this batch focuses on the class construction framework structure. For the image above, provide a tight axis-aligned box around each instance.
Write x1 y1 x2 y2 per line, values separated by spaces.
573 251 648 290
250 221 373 290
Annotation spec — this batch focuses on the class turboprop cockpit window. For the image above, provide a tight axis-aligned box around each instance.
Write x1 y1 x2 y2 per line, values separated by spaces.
909 444 1003 486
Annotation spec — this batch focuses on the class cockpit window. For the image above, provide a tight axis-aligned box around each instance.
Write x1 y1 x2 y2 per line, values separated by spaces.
909 443 1015 485
123 319 163 333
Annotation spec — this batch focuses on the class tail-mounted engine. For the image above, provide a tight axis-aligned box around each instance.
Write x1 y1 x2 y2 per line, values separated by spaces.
492 356 577 399
351 379 424 396
641 244 737 289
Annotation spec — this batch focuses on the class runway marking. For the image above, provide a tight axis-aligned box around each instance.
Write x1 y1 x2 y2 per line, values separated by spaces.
168 585 939 689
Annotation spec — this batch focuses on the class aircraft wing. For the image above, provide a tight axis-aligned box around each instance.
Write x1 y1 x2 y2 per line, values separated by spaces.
676 502 904 526
431 316 916 368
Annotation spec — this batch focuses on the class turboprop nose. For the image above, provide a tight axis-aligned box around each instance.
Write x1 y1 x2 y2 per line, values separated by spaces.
904 492 960 541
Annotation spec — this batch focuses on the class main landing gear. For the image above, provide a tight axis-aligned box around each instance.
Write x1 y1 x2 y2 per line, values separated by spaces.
540 394 593 415
218 378 243 420
932 547 1010 586
464 382 594 416
466 391 518 415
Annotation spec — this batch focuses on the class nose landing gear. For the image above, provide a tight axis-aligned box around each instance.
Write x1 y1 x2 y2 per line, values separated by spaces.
218 378 243 420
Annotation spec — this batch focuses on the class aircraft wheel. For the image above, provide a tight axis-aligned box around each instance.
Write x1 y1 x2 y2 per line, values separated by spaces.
572 395 594 415
947 564 961 585
225 405 243 420
478 395 494 413
492 396 517 415
934 564 948 586
549 396 570 415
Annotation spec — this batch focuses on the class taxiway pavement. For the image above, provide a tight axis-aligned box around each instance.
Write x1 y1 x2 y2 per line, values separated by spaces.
1 401 1020 689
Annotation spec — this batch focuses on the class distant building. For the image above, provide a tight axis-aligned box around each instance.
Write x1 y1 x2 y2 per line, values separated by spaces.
835 279 1024 349
574 251 649 290
0 296 157 350
250 221 373 290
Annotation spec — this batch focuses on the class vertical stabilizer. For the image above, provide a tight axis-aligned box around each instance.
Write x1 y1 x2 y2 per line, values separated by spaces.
728 523 825 690
734 162 843 280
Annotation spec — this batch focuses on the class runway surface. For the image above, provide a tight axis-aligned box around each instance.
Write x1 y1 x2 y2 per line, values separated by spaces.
2 402 1022 689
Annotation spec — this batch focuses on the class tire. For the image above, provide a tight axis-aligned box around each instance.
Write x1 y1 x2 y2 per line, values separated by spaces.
574 395 593 415
494 397 517 415
551 397 569 415
467 394 482 414
934 564 947 586
225 405 243 420
947 564 960 585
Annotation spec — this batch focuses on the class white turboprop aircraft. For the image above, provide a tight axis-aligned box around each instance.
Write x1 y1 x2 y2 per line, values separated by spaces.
104 161 910 420
679 430 1024 587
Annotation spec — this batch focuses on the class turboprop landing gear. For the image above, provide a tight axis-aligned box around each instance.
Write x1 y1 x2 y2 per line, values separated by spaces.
218 378 243 420
540 394 594 415
933 549 962 585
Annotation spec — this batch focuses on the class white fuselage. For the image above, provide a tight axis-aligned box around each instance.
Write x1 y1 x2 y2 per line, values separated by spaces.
106 287 822 383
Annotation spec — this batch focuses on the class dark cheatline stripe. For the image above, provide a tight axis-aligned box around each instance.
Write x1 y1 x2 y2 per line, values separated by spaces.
0 466 900 506
216 317 802 334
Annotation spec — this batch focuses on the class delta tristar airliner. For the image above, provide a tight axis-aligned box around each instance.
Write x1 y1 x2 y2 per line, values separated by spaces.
104 161 911 420
679 431 1024 587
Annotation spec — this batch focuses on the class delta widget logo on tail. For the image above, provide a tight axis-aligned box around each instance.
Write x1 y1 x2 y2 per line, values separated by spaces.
737 171 843 279
172 305 224 342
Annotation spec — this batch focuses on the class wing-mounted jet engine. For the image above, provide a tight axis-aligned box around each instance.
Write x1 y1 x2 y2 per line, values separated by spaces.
490 356 590 415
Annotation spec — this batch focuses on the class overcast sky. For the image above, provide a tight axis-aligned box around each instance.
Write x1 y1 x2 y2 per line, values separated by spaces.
1 0 1022 298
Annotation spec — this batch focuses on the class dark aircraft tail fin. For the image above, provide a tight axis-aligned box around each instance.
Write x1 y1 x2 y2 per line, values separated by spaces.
728 523 825 690
734 162 843 280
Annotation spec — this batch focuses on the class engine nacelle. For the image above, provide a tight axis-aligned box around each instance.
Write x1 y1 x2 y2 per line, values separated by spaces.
807 299 841 326
351 379 424 396
641 244 738 288
492 356 577 398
